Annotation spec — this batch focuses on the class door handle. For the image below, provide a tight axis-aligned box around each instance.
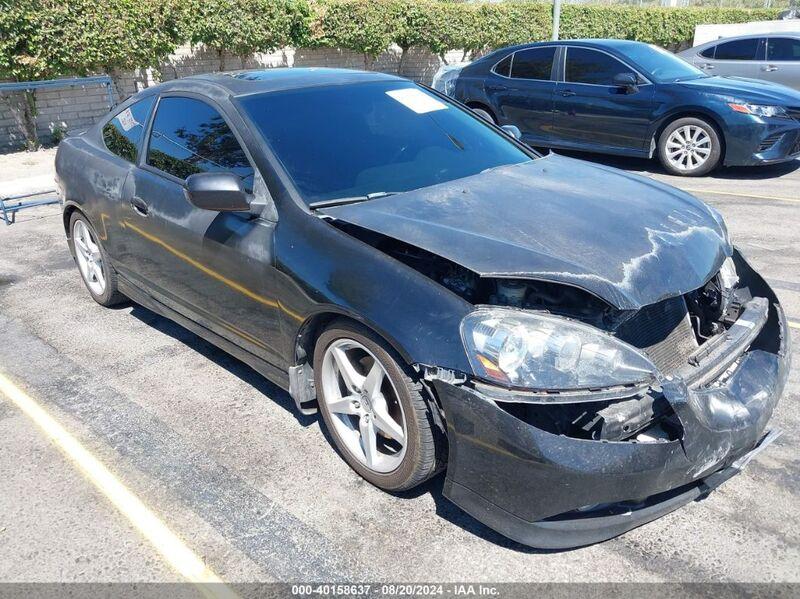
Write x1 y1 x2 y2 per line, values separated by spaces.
560 90 576 97
702 63 714 70
762 65 778 72
130 196 149 216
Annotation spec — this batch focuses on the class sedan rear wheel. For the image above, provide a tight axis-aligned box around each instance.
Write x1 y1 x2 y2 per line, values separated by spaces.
470 107 495 123
315 321 439 491
658 117 721 177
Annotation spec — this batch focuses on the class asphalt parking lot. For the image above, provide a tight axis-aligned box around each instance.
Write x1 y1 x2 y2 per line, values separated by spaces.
0 149 798 585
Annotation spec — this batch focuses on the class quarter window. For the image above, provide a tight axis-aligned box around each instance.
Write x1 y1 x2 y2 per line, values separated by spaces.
565 48 632 86
146 97 254 192
493 54 512 77
510 47 556 80
767 38 800 61
714 38 759 61
102 96 155 163
699 46 715 59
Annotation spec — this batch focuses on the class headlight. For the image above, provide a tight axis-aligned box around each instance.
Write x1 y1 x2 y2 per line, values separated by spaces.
461 308 657 391
728 103 787 118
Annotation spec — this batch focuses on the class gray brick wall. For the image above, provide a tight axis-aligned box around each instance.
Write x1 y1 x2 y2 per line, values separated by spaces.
0 43 462 152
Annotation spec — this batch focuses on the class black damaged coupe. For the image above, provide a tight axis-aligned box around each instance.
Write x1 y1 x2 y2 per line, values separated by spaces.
56 68 790 548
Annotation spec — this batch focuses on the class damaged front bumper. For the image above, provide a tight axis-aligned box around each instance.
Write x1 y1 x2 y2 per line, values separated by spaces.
433 258 791 549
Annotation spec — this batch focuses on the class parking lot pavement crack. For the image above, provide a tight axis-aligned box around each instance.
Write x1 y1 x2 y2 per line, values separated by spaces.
0 313 373 582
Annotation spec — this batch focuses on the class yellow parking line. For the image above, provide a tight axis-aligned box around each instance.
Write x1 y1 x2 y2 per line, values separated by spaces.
682 188 800 205
0 372 236 598
789 321 800 330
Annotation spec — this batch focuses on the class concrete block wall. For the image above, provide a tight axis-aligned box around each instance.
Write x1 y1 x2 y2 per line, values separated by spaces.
0 43 464 152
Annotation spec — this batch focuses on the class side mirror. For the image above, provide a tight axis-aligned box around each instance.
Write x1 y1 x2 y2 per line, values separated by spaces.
501 124 521 140
613 72 639 94
185 172 250 212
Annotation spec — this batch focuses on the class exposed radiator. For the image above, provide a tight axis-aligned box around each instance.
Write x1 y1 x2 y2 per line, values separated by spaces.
615 295 699 374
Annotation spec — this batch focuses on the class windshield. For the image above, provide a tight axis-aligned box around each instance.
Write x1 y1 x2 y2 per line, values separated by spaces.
624 44 707 82
239 81 532 204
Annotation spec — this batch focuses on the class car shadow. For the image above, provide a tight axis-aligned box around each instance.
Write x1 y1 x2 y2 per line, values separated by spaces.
551 149 800 180
396 475 571 554
126 302 573 553
127 303 315 427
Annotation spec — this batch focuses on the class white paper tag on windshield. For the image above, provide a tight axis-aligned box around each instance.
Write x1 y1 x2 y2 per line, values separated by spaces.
386 88 447 114
117 108 138 131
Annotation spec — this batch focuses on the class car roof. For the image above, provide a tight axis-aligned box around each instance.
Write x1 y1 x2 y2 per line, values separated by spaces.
180 67 405 96
689 31 800 48
479 38 649 61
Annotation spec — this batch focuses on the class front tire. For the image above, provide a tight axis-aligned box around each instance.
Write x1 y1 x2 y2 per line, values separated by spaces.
314 321 439 491
658 117 722 176
68 212 125 307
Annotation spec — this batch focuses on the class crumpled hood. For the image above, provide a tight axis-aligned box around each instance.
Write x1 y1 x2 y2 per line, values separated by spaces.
323 154 731 310
678 75 800 105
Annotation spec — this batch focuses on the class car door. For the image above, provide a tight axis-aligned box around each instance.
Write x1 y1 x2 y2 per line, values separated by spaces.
762 37 800 90
119 94 284 367
700 37 761 79
551 46 656 155
485 46 557 144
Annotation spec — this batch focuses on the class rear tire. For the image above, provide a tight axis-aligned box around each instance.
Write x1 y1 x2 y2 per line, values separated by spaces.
68 211 126 307
658 117 721 177
470 106 495 124
314 320 439 492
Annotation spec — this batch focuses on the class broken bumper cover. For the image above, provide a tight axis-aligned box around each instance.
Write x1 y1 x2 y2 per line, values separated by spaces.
434 275 790 549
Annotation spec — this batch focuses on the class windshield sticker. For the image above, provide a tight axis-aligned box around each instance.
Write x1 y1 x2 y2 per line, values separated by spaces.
386 88 448 114
116 108 138 132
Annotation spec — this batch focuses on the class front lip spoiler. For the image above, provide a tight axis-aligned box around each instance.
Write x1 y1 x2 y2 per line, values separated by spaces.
445 428 782 550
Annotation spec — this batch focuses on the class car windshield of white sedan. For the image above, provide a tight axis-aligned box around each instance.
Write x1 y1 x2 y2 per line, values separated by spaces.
625 44 707 82
240 82 532 204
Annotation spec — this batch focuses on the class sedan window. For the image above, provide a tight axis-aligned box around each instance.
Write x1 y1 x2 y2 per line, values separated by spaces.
699 46 716 59
767 38 800 61
565 48 631 86
714 38 760 61
493 54 512 77
510 47 556 80
102 96 155 163
146 97 254 192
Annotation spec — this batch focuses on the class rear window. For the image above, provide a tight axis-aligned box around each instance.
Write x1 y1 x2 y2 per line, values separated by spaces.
510 47 555 80
714 38 760 61
102 96 155 163
493 54 512 77
699 46 715 59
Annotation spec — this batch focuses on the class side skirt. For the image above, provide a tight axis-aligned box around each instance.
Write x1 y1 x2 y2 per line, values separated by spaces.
117 276 291 392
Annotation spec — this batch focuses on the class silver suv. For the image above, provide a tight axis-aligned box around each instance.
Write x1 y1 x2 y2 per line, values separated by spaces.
678 34 800 91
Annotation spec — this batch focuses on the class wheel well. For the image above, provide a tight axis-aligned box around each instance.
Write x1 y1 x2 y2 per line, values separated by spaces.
653 112 726 161
465 101 496 121
294 311 448 444
62 204 80 237
295 312 413 368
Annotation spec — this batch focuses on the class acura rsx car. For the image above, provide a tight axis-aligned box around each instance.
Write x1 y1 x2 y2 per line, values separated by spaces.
56 68 790 548
449 39 800 176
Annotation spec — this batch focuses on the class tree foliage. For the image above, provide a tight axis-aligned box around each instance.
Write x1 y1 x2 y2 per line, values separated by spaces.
184 0 310 68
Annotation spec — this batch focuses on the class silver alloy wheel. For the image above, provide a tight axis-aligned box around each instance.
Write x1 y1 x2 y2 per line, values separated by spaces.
665 125 712 172
471 108 494 123
320 339 407 473
73 219 106 296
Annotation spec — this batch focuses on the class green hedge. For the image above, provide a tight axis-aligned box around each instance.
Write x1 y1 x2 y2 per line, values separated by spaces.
0 0 784 82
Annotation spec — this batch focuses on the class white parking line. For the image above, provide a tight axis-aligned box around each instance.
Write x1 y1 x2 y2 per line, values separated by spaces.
0 372 236 598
